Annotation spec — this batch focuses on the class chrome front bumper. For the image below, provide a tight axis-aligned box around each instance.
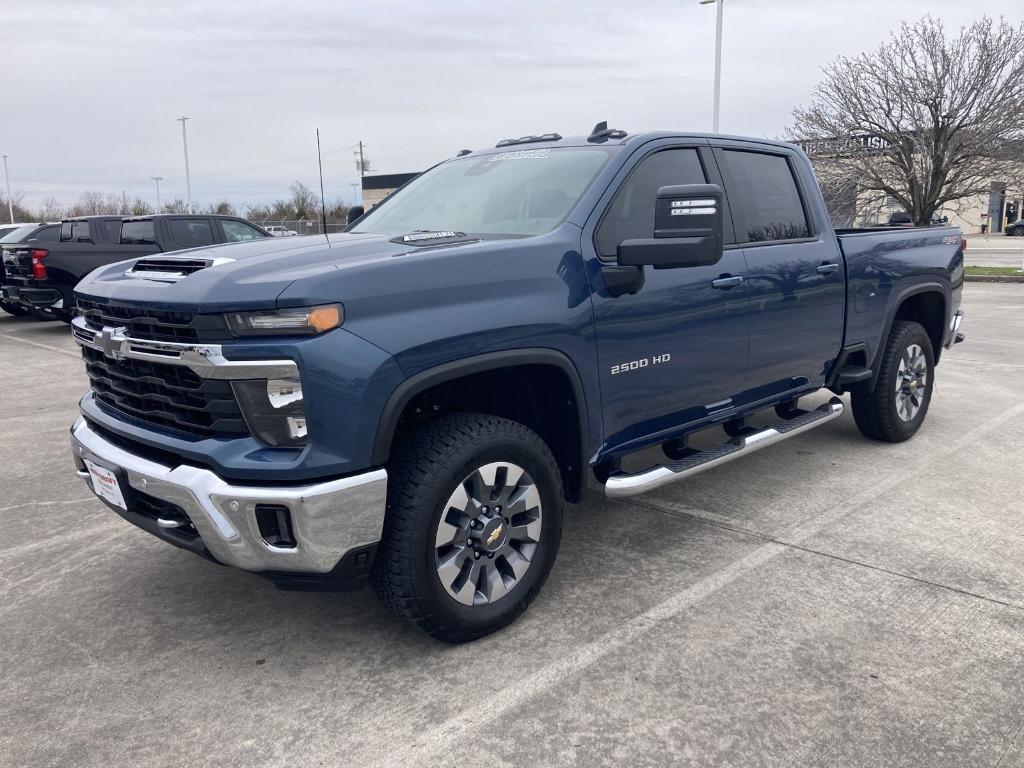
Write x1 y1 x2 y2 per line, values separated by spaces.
70 418 388 574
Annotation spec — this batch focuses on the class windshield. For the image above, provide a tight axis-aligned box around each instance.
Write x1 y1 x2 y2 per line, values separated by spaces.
0 225 38 243
351 147 614 238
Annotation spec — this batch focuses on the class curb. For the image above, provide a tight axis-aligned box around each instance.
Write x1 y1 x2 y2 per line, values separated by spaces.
965 274 1024 283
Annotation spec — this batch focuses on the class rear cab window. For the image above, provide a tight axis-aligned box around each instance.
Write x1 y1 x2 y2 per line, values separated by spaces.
720 150 810 243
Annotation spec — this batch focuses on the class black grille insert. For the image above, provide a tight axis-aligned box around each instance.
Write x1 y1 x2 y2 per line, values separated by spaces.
76 298 232 343
82 346 248 438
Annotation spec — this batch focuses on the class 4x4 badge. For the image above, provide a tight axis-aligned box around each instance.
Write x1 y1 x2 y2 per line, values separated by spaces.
96 326 128 361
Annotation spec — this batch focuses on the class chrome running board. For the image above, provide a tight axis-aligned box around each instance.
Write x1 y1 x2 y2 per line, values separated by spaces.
604 398 845 498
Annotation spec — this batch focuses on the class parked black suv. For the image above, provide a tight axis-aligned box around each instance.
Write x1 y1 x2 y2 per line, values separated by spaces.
1 214 269 321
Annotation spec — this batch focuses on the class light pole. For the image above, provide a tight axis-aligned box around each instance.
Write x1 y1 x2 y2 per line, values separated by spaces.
699 0 724 133
151 176 163 212
2 154 13 223
350 182 360 206
177 116 192 213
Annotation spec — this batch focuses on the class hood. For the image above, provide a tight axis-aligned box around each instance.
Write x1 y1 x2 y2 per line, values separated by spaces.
73 232 487 313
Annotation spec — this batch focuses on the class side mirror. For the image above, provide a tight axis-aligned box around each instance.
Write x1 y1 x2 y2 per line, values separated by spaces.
346 205 365 226
617 183 723 269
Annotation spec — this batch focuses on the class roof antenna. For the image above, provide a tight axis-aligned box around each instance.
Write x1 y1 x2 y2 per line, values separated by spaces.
316 128 328 236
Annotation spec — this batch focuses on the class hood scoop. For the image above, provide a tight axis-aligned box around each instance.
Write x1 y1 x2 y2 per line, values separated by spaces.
124 255 236 283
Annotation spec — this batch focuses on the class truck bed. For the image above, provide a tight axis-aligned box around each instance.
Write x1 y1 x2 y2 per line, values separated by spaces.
836 224 964 368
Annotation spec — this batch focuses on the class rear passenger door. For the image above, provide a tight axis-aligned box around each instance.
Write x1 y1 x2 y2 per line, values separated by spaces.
713 145 844 396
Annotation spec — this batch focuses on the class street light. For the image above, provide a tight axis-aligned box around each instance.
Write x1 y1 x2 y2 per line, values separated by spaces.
699 0 724 133
151 176 163 212
176 116 192 213
2 154 13 223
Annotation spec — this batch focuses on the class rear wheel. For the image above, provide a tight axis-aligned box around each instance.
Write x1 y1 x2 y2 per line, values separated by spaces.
852 320 934 442
371 413 563 643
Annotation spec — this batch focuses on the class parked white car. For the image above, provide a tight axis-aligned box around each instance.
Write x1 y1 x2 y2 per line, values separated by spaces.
264 225 298 237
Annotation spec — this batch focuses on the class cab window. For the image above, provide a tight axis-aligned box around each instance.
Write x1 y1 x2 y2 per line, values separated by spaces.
596 148 707 259
221 220 265 242
720 150 810 243
169 218 215 247
120 220 156 245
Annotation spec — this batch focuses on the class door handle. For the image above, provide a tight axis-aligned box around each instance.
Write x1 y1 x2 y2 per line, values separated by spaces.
817 262 840 276
711 275 744 290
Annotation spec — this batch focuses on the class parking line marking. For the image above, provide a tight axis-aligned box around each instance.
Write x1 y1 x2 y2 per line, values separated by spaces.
368 398 1024 768
0 331 80 358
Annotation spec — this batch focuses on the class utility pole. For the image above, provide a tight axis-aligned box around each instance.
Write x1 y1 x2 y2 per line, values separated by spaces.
354 141 371 177
699 0 724 133
2 155 13 223
151 176 163 212
177 116 193 213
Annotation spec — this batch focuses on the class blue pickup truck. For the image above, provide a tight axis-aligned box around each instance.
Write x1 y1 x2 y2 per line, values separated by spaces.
68 124 965 642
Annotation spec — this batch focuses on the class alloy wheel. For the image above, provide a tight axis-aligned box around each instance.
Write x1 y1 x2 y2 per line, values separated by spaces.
434 462 542 606
895 343 928 422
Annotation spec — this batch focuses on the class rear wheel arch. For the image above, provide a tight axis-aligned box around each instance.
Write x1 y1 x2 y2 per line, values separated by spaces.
868 284 948 389
372 350 590 503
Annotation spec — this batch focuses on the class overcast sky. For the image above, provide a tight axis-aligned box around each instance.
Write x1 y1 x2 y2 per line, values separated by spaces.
2 0 1010 212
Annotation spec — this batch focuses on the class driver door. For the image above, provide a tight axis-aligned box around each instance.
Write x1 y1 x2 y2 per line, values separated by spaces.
584 144 751 452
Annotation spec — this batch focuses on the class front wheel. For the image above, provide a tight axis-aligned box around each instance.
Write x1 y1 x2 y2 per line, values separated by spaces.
852 320 935 442
371 413 563 643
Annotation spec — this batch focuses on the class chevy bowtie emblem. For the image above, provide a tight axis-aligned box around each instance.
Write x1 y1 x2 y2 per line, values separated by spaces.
486 525 503 547
96 326 129 360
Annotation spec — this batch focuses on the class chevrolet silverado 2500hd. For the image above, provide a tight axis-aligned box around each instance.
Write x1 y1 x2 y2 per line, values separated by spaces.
68 125 965 642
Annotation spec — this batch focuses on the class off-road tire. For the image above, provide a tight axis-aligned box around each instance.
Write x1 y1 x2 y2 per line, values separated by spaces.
371 413 563 643
852 320 935 442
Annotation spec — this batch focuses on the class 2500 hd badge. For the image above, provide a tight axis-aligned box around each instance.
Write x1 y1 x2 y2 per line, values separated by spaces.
610 353 671 375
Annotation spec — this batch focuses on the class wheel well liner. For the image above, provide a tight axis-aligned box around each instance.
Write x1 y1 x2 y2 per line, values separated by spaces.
372 350 589 502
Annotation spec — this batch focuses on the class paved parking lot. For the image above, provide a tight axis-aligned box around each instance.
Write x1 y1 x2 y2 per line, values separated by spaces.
2 283 1023 768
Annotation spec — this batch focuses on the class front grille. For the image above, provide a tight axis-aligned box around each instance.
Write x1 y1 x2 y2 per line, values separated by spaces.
76 298 232 343
82 346 249 438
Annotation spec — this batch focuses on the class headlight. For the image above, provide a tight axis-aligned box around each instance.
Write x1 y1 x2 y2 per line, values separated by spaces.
226 304 343 336
232 377 307 447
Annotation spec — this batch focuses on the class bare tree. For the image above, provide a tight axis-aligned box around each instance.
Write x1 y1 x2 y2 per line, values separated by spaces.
288 181 318 219
38 196 66 221
206 201 236 216
161 198 190 214
789 16 1024 225
0 191 34 222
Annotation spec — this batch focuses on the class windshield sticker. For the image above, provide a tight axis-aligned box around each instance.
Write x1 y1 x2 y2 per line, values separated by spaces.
489 148 551 162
